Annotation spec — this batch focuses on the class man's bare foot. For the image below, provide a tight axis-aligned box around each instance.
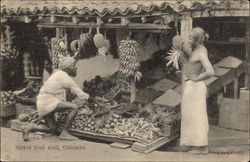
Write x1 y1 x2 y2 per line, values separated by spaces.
188 146 209 154
59 130 78 141
21 125 32 141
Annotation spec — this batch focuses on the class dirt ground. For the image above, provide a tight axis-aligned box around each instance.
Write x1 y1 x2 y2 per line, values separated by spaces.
1 126 249 162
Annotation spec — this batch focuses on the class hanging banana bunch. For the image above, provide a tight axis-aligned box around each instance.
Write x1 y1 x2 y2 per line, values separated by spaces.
118 37 142 103
0 25 19 63
93 27 110 56
118 39 142 82
50 37 70 69
165 19 187 70
70 27 93 58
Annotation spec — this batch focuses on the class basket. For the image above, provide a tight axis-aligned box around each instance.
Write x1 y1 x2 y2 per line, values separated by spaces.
16 96 36 105
1 103 16 117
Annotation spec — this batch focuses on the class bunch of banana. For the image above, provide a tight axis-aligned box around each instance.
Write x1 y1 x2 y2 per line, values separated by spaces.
118 40 142 82
172 35 183 50
70 29 94 57
166 35 186 70
50 38 70 69
166 48 185 70
0 26 19 61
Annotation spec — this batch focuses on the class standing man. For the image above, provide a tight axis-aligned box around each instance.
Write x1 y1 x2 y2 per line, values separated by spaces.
180 27 215 154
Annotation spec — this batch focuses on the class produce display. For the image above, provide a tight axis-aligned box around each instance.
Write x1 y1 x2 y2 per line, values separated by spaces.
99 116 164 142
118 39 142 103
0 91 16 105
83 75 114 97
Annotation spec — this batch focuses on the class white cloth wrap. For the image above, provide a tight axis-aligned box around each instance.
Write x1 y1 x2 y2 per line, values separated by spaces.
180 80 209 146
37 70 89 118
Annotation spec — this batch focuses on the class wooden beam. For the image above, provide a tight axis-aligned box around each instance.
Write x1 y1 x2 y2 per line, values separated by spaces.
37 22 171 30
182 9 249 18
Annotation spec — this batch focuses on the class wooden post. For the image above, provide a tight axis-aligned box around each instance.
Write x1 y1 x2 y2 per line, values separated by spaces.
64 33 68 49
245 17 249 87
50 15 56 23
217 91 223 104
56 28 60 38
234 78 239 98
180 14 193 42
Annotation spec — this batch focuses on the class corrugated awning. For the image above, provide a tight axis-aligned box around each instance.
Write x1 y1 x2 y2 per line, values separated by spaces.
1 0 249 17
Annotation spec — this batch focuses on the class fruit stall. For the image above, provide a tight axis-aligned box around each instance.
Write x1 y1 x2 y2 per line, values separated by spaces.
1 0 249 153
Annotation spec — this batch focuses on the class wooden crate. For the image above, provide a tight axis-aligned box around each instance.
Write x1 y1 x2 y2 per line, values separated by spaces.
1 103 16 117
218 98 249 131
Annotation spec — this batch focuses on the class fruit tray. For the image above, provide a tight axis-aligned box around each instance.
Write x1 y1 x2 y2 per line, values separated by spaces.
1 103 16 117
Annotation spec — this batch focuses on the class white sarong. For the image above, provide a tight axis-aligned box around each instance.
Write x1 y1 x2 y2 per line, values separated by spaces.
180 80 209 146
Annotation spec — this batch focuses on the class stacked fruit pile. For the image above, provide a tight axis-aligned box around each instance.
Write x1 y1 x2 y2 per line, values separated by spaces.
97 113 123 130
0 91 16 105
83 75 113 97
99 116 164 142
18 110 40 123
71 114 96 132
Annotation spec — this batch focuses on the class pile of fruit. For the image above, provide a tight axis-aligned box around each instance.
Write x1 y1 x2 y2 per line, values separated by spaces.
83 75 114 97
0 91 16 105
18 110 41 124
99 116 164 143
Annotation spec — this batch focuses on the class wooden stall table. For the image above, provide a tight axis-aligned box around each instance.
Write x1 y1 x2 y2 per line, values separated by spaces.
215 56 246 98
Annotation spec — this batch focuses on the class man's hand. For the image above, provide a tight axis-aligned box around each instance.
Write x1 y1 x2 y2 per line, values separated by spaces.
185 72 199 82
72 97 87 108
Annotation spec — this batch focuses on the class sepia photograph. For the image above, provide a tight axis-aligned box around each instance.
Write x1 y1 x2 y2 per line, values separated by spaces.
0 0 249 161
